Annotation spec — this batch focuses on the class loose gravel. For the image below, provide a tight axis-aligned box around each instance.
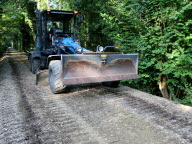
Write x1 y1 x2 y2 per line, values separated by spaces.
0 49 191 144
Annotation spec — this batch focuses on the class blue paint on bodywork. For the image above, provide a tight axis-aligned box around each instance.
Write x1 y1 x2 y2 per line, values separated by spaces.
55 37 91 54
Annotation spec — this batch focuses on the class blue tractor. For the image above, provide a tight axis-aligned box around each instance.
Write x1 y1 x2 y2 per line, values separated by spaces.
28 9 138 94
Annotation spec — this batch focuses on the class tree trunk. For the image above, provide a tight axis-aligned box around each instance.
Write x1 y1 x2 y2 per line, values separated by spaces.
159 75 170 99
46 0 50 10
37 0 40 10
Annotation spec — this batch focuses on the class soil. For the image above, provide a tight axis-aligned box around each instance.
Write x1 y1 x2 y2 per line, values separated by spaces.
0 49 192 144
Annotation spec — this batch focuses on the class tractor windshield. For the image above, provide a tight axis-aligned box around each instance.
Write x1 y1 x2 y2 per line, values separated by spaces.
45 10 76 37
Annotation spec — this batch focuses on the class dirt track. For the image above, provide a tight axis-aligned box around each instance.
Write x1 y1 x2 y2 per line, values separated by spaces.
0 49 192 144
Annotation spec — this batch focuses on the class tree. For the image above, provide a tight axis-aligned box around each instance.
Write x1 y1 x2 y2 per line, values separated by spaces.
66 0 192 104
0 0 36 53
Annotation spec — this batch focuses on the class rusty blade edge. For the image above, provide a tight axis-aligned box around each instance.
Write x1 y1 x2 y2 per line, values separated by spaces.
62 74 138 85
63 73 137 79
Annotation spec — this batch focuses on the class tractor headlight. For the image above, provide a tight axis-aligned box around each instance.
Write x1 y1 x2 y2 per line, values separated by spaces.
59 45 64 48
98 46 104 52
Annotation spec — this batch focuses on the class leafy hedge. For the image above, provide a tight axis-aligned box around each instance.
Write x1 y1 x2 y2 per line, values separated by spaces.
0 0 36 53
67 0 192 105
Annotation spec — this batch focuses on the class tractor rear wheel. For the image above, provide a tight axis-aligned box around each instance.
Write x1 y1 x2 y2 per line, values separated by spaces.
102 81 120 88
49 60 67 94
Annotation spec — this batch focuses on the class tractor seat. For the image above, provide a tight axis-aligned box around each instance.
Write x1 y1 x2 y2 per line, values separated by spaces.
55 32 66 37
56 32 68 38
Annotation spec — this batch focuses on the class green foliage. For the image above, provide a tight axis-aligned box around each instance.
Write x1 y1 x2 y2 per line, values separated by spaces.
174 96 192 106
66 0 192 104
0 0 36 54
135 0 192 100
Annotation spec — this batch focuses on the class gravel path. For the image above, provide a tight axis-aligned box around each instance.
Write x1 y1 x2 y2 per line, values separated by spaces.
0 49 191 144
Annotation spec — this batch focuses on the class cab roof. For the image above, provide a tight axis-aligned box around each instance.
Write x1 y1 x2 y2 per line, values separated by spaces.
41 10 77 21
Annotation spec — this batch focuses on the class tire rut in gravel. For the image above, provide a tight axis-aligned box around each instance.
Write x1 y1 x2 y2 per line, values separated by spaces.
0 54 31 144
8 57 42 143
6 55 76 143
38 95 108 144
7 52 105 143
36 73 192 144
104 89 192 143
1 50 191 144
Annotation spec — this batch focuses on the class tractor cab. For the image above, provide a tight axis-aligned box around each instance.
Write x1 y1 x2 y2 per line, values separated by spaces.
37 10 84 54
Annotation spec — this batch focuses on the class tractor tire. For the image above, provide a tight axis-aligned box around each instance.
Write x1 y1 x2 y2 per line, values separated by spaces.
102 81 120 88
49 60 67 94
31 58 40 74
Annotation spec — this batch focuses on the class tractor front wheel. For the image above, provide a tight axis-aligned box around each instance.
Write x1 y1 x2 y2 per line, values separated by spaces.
49 60 67 94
